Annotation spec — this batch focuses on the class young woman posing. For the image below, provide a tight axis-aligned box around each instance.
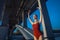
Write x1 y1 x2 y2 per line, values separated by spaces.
28 10 42 40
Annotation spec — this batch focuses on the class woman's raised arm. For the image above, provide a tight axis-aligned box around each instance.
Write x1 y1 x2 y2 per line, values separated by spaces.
28 10 33 24
39 8 42 23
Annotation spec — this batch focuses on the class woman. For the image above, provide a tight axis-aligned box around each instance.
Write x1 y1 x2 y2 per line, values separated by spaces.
28 10 42 40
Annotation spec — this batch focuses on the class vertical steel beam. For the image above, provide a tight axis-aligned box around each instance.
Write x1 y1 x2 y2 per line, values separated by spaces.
37 0 55 40
22 10 27 27
1 0 9 25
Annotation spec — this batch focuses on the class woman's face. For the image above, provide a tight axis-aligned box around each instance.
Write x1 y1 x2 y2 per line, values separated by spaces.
33 15 37 19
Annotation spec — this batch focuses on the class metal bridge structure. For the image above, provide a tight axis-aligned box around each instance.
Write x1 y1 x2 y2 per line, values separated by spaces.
0 0 60 40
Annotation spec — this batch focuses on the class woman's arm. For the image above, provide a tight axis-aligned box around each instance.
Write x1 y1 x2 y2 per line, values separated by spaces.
39 8 42 23
28 10 33 24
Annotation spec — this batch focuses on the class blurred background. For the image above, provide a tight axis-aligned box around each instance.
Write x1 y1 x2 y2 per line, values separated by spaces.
0 0 60 40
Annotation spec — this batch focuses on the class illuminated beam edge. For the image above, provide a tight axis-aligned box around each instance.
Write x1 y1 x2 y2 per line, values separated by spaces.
15 25 34 40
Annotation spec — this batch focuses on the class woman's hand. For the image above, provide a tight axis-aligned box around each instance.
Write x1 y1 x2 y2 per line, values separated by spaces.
28 10 31 13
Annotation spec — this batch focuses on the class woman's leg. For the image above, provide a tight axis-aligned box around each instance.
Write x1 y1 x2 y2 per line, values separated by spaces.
39 35 42 40
34 36 37 40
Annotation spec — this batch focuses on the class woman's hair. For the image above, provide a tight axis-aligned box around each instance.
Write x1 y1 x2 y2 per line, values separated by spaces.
33 14 38 19
34 14 38 17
